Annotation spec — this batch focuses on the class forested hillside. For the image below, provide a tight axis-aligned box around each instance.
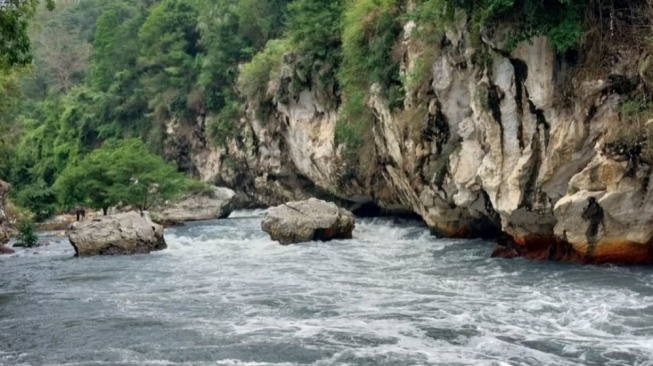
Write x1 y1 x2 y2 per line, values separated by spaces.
1 0 649 227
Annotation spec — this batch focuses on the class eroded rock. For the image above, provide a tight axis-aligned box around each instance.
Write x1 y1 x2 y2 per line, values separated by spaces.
552 155 653 264
261 199 355 245
153 187 236 226
166 10 652 264
67 211 166 256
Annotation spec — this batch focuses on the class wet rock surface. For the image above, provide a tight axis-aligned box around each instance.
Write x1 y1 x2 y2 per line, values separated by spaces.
67 211 167 256
153 187 236 226
261 199 355 245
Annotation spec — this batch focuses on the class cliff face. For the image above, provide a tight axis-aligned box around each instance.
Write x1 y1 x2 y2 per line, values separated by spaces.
165 14 653 264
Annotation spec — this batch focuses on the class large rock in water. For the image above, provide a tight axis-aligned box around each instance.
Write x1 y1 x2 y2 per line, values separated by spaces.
67 212 166 256
154 187 235 225
261 199 355 245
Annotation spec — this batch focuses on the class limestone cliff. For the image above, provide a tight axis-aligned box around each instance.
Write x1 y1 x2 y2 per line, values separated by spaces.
164 14 653 264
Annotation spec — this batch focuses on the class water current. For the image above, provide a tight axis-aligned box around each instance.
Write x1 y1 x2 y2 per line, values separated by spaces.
1 210 653 366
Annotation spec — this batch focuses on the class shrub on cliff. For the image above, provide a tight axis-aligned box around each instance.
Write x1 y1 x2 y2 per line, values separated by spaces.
238 39 288 103
604 98 653 164
335 0 403 165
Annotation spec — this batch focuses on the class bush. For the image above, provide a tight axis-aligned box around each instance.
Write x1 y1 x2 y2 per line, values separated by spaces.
16 220 39 248
185 180 214 197
286 0 343 57
13 183 57 222
604 98 653 164
337 0 403 156
238 39 288 103
207 101 241 146
431 0 584 53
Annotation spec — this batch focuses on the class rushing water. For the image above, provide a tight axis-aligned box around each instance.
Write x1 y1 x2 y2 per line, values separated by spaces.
1 211 653 366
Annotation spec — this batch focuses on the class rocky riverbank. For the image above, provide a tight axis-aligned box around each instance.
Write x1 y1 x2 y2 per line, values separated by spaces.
154 9 653 265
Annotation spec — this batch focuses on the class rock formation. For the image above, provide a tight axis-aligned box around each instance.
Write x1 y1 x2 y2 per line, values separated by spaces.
0 180 15 255
262 199 355 245
161 12 653 264
153 186 236 226
67 211 166 256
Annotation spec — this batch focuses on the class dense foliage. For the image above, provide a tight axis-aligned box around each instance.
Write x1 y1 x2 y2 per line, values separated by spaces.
0 0 628 220
54 138 191 213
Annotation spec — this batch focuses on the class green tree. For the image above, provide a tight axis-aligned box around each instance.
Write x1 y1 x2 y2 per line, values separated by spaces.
285 0 342 57
138 0 201 122
0 0 55 70
54 138 191 214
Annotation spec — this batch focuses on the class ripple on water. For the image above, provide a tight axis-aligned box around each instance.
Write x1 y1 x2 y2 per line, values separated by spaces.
1 212 653 366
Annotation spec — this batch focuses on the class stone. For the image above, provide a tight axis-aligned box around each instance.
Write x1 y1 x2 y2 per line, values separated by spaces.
552 155 653 264
153 187 236 225
0 245 14 255
163 13 652 265
261 198 355 245
67 211 166 256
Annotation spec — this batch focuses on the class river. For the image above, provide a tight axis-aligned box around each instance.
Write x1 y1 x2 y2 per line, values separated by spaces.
1 210 652 366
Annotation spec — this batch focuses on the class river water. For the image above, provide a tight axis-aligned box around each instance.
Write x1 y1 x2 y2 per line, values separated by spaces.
1 210 653 366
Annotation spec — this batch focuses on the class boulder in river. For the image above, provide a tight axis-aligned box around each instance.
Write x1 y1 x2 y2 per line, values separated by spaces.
261 198 355 245
67 211 166 256
153 186 235 226
0 245 14 255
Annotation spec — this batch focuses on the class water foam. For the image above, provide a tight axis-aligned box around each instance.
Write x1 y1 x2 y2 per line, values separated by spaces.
1 212 653 365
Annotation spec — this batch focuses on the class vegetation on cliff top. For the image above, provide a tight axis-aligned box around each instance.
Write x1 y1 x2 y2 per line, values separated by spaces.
1 0 650 220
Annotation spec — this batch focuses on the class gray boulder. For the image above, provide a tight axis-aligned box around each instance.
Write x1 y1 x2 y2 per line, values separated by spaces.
154 187 235 225
261 198 355 245
67 211 166 256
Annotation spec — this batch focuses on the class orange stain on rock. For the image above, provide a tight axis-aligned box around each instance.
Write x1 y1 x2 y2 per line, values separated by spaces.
492 234 653 265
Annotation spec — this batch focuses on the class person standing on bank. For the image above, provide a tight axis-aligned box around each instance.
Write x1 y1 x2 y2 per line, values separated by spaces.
75 206 86 221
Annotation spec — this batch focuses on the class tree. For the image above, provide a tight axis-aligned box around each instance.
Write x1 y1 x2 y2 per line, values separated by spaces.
0 0 55 70
34 26 91 92
285 0 342 56
138 0 201 121
54 138 191 214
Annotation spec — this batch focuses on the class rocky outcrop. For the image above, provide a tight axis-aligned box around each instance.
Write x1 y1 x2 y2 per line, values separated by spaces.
153 186 236 225
164 9 653 264
67 211 166 256
261 199 355 245
0 180 15 255
552 155 653 264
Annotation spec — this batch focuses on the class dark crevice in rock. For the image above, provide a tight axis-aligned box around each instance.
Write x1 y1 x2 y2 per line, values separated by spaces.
509 58 528 117
528 100 551 149
481 190 501 225
584 105 598 124
424 99 450 153
607 74 639 95
487 84 503 125
432 161 450 194
581 196 604 262
519 130 544 211
641 175 650 194
511 58 529 152
348 201 422 220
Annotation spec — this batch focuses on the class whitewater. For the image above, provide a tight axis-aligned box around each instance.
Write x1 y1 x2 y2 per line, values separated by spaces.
1 210 652 366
